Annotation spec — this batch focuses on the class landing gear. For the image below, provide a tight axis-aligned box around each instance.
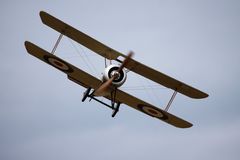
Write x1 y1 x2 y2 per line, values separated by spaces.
82 87 91 102
112 102 120 117
81 87 121 117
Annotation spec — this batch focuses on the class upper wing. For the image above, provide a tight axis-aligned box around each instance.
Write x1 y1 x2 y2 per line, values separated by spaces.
39 11 208 99
25 41 192 128
40 11 124 60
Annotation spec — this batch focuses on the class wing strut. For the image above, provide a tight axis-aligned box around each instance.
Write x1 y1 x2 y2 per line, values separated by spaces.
51 33 63 54
164 90 178 111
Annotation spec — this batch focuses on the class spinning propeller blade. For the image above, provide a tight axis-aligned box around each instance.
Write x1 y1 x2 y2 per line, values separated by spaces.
94 52 134 96
117 51 133 72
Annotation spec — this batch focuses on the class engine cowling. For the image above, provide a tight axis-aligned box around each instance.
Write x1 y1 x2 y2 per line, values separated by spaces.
102 64 127 87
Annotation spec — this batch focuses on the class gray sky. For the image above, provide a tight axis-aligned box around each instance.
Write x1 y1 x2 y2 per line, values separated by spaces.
1 0 240 160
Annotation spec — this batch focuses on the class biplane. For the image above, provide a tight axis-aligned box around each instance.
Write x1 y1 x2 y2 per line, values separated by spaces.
24 11 208 128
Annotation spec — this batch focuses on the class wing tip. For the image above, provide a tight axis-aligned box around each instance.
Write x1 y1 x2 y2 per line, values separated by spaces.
39 10 47 17
24 41 32 53
203 93 209 98
24 40 31 45
195 92 209 99
172 120 193 129
24 41 41 57
39 11 50 24
180 123 193 129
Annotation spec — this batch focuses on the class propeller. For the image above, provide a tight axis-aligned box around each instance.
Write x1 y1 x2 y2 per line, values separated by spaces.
94 52 134 96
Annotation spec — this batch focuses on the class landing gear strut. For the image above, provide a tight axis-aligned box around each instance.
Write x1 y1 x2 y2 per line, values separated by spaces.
82 87 91 102
112 102 120 117
81 87 121 117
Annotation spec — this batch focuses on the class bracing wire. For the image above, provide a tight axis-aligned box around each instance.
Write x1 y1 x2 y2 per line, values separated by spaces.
66 38 171 107
138 78 159 105
147 79 165 105
68 38 99 76
122 85 167 91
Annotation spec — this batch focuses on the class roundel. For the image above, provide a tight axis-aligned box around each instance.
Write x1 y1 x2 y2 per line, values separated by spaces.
138 104 168 120
44 56 73 73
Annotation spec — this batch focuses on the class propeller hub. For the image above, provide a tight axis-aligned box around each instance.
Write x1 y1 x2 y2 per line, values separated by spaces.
110 70 120 80
102 64 127 87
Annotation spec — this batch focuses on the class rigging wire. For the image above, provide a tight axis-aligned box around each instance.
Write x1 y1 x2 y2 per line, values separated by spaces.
150 80 166 105
136 78 158 105
66 38 170 108
68 38 99 76
122 85 167 90
56 55 96 59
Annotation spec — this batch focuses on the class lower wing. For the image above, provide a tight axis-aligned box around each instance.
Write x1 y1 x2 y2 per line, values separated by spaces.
25 41 192 128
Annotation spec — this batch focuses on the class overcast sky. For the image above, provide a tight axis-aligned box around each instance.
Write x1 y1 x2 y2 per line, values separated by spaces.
1 0 240 160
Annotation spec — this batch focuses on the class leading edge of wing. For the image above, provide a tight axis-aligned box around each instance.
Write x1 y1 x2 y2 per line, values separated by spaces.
113 89 193 128
39 11 124 60
24 41 102 90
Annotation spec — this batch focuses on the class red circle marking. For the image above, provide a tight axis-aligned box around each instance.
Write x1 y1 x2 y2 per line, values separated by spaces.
48 57 69 71
147 109 158 115
137 104 168 120
53 60 64 67
44 56 73 73
142 106 164 118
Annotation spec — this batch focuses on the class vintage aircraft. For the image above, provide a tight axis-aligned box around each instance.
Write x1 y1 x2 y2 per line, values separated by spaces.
25 11 208 128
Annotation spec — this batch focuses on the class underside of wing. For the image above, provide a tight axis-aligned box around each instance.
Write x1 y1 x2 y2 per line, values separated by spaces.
40 11 124 60
24 41 102 90
112 89 193 128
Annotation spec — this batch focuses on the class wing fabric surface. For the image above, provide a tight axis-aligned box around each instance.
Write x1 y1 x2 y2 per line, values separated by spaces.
114 90 192 128
40 11 124 60
123 59 208 99
25 41 102 90
25 41 192 128
39 11 208 99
